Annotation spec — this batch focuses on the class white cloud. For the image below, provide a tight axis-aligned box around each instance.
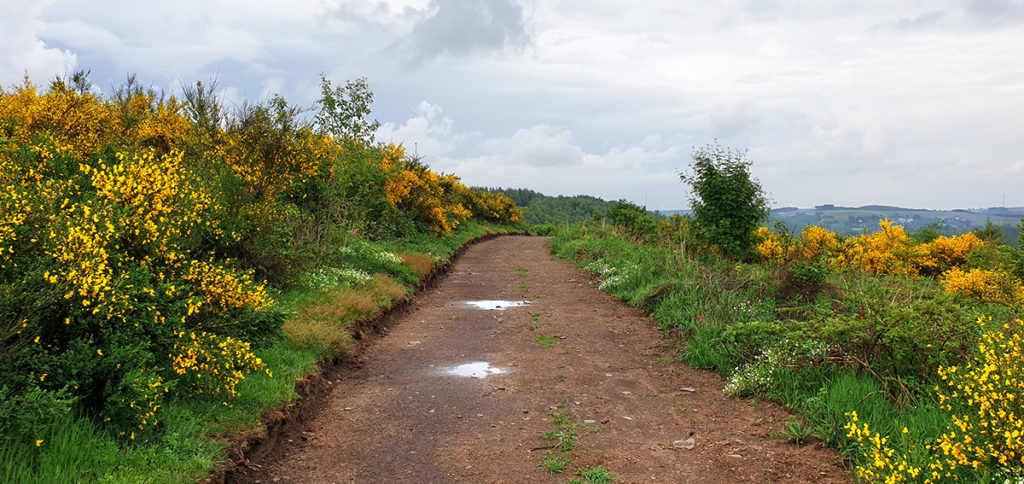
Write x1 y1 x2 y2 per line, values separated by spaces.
375 100 468 157
5 0 1023 209
0 0 77 85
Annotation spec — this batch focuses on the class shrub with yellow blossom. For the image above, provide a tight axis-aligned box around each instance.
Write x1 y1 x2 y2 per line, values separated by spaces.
171 331 270 400
0 76 282 438
381 146 474 235
1 72 521 444
845 317 1024 482
758 221 986 280
940 267 1024 306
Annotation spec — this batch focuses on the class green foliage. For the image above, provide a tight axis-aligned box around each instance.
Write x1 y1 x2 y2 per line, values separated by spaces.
538 454 571 473
783 416 815 445
788 259 829 287
523 194 618 225
972 219 1004 244
314 75 380 143
605 201 657 242
540 429 577 451
534 334 559 347
681 143 769 258
0 385 74 446
572 466 614 483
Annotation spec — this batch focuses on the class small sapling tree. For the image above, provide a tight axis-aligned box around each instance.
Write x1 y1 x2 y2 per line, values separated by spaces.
315 75 381 143
681 142 769 259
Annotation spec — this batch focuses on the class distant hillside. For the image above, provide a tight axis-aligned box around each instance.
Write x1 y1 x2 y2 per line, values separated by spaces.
475 187 619 225
658 205 1024 245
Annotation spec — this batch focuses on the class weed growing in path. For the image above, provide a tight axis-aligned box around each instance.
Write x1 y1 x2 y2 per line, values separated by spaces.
571 465 614 483
534 335 559 347
540 429 578 451
516 265 528 278
538 454 570 473
783 416 815 446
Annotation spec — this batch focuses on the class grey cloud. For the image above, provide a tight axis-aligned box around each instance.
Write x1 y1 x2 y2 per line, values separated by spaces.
895 11 945 31
404 0 528 61
966 0 1024 22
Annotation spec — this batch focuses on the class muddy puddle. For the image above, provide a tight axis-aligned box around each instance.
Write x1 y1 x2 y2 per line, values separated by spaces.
443 362 508 378
463 300 531 310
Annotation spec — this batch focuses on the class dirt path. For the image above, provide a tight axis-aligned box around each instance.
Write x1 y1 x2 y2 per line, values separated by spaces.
249 236 848 483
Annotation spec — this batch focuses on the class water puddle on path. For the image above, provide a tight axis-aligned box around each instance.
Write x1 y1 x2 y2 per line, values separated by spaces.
443 362 508 378
463 300 531 310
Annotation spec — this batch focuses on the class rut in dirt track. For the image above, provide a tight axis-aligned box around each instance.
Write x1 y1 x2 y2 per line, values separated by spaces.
247 235 848 483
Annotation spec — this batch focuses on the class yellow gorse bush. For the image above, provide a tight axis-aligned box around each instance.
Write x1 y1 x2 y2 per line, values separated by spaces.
920 233 984 274
0 78 279 433
754 226 790 261
1 75 519 439
835 219 919 276
382 144 478 234
0 78 115 161
941 268 1024 306
845 411 924 482
171 331 270 400
846 317 1024 482
932 318 1024 475
181 260 271 316
755 220 986 279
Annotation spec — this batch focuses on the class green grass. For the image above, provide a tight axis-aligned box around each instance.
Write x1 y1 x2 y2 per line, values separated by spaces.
538 454 571 473
539 429 577 451
1 221 518 483
534 334 559 347
571 466 614 483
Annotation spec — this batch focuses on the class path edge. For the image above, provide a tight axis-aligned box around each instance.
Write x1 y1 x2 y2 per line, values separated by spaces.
205 231 530 484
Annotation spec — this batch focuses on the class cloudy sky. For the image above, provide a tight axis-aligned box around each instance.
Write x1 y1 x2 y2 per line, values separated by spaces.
4 0 1024 209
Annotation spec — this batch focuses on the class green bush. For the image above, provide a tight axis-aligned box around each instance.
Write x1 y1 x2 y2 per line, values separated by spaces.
680 143 769 259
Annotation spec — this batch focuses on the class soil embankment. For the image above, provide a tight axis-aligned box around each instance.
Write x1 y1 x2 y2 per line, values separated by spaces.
240 235 848 483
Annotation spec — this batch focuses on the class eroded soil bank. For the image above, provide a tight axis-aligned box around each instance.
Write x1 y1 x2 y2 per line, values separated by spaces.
239 235 849 483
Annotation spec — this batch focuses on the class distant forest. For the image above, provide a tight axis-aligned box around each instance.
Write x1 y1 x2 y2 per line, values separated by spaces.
474 187 620 225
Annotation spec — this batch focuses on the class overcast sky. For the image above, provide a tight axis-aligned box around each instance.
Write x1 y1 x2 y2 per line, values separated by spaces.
4 0 1024 209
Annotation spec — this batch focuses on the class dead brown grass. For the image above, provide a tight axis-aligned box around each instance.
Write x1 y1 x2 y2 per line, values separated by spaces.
366 274 408 305
400 253 435 277
283 275 408 358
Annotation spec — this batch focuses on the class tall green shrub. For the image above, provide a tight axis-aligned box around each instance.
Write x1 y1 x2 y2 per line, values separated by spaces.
681 143 769 258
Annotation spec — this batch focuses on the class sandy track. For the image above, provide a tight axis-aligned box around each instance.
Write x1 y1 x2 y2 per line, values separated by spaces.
247 235 848 483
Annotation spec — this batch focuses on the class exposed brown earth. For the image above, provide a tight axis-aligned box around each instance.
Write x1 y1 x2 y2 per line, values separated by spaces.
241 235 849 483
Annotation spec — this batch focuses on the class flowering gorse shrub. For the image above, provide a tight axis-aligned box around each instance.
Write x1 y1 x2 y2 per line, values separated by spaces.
844 411 925 482
0 74 518 443
171 331 270 400
756 220 986 280
941 268 1024 306
845 317 1024 482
